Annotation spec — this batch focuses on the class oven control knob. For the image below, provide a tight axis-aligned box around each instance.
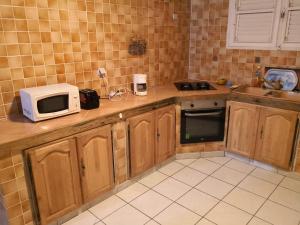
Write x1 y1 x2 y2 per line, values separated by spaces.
214 102 218 106
190 104 194 108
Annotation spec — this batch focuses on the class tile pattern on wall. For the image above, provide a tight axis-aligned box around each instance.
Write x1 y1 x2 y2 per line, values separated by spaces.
0 150 33 225
0 0 190 119
189 0 300 85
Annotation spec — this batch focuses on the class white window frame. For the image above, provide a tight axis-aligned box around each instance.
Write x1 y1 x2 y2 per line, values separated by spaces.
277 1 300 50
226 0 300 51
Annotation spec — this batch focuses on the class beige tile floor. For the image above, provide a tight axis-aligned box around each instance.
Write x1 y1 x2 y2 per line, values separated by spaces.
63 157 300 225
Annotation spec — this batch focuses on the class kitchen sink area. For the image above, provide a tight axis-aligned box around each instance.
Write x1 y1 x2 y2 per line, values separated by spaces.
233 86 300 103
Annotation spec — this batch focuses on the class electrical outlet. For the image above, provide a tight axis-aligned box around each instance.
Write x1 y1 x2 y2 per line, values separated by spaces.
173 13 178 20
97 68 106 78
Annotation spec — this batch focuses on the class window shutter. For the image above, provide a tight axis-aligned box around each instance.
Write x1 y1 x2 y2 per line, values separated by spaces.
237 0 275 11
235 13 275 43
284 10 300 42
227 0 281 49
280 0 300 49
290 0 300 7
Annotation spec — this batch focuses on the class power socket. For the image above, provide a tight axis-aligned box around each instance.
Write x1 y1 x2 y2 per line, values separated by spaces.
97 68 107 78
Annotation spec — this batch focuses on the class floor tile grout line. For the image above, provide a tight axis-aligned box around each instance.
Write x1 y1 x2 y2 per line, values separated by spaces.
143 162 210 221
89 202 129 222
267 198 300 214
116 179 158 205
200 162 257 224
223 154 289 184
131 161 199 222
249 172 286 225
204 156 233 166
128 189 173 220
78 157 293 225
160 158 299 225
250 172 286 186
277 181 300 194
236 184 275 199
193 217 203 225
138 171 170 188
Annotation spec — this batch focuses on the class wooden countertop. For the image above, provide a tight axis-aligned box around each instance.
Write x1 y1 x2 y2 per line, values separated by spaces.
0 83 230 153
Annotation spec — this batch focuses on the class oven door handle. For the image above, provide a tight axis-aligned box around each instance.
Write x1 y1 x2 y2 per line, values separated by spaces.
184 111 222 117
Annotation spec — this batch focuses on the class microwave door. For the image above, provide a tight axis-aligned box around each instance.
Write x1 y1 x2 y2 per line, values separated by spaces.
37 94 69 114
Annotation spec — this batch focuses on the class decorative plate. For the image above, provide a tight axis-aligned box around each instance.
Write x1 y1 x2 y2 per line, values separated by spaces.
264 69 298 91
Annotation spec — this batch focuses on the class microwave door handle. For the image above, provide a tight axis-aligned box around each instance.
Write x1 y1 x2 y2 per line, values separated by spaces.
184 112 222 117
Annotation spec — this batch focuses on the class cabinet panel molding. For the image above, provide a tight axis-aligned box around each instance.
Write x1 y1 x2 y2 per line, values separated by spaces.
255 107 298 169
29 139 81 225
227 101 298 169
76 125 114 203
128 111 155 177
227 102 260 158
156 105 176 164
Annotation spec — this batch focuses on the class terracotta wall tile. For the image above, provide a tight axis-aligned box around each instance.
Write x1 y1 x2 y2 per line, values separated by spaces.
189 0 300 84
0 0 190 119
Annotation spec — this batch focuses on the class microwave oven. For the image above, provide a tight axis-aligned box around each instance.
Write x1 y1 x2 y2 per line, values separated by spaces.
20 83 80 122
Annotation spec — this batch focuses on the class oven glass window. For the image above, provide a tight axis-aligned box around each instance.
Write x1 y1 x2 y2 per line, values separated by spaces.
37 95 69 114
181 109 225 143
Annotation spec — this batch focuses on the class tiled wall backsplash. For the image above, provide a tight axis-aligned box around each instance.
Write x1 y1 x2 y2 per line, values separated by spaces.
189 0 300 85
0 0 190 119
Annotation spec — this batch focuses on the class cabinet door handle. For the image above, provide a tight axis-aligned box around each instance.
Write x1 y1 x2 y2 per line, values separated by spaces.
280 9 286 18
260 126 264 139
81 158 86 176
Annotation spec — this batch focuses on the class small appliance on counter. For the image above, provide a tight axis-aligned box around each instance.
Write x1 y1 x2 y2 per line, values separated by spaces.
133 74 147 96
20 83 80 122
79 89 100 110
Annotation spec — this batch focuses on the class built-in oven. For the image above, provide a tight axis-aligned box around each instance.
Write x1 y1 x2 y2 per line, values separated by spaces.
180 99 226 144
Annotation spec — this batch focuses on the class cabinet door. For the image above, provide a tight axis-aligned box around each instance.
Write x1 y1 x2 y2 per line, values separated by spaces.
29 139 81 225
129 111 155 177
227 102 260 158
156 105 176 164
255 107 298 169
77 125 114 203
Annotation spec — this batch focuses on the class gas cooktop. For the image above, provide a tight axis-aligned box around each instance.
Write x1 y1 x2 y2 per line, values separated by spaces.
174 81 216 91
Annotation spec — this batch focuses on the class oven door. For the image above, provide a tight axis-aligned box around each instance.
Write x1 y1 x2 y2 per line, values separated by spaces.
181 108 225 144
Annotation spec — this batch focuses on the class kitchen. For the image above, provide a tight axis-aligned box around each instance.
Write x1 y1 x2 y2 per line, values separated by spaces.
0 0 300 225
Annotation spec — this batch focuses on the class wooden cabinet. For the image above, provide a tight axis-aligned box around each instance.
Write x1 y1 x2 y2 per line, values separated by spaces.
156 105 176 164
128 105 176 177
227 102 260 158
255 107 298 169
128 111 156 177
29 126 114 225
227 101 298 169
77 125 114 203
29 139 82 225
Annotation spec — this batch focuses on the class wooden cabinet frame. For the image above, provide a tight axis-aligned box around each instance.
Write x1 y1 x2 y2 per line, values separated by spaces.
27 126 115 225
28 138 82 225
76 125 114 203
227 101 298 169
128 105 176 177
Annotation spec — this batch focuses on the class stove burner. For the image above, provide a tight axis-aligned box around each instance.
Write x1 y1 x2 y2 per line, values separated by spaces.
179 82 193 90
174 82 215 91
